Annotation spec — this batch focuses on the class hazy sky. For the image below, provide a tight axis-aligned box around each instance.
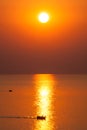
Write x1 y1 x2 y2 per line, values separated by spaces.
0 0 87 74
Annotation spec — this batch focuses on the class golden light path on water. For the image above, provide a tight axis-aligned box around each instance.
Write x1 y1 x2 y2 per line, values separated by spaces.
34 74 55 130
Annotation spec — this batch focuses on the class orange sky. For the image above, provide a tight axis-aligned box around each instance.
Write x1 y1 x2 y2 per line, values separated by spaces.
0 0 87 74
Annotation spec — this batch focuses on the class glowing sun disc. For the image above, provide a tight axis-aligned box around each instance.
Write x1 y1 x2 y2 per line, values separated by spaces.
38 12 49 23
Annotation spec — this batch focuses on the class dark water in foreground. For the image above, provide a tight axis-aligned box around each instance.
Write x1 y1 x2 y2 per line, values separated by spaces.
0 74 87 130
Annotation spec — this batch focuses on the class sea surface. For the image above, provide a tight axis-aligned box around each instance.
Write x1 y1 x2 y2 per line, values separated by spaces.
0 74 87 130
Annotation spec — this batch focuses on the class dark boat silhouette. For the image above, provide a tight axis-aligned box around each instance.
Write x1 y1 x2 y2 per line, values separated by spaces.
9 90 13 92
37 116 46 120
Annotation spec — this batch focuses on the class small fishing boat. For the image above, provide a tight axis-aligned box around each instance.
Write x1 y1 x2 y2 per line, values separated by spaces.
37 116 46 120
9 90 13 92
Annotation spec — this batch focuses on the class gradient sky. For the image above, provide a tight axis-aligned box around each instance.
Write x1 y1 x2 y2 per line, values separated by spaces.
0 0 87 74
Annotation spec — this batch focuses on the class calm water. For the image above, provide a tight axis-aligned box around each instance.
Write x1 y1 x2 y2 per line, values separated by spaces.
0 74 87 130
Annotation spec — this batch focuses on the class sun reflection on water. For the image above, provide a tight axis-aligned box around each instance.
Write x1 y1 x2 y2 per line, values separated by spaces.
34 74 55 130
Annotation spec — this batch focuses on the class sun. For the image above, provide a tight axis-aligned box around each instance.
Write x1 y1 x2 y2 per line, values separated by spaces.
38 12 49 23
